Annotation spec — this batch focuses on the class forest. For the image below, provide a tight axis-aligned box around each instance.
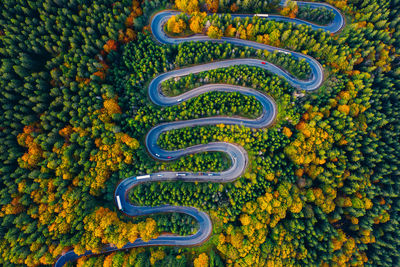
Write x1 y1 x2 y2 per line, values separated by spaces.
0 0 399 266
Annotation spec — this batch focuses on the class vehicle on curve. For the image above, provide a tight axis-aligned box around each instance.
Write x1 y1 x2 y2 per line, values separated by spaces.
116 195 122 210
136 175 150 180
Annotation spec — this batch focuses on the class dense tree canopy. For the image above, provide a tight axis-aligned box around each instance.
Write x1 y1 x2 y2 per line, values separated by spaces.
0 0 399 266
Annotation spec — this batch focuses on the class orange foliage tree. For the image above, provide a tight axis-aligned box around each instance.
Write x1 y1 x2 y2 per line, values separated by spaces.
194 253 209 267
189 12 206 33
103 39 118 54
17 125 43 168
280 0 298 18
206 0 219 13
224 24 236 37
230 3 239 12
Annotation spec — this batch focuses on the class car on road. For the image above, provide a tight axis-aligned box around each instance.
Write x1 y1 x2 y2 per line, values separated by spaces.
155 153 160 157
167 156 172 159
261 62 266 64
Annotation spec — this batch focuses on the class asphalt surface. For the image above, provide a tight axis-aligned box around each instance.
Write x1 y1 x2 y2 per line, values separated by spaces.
55 2 344 266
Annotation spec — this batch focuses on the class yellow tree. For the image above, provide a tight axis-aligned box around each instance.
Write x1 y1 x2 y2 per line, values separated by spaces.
167 16 176 33
175 0 199 14
150 249 166 265
104 97 122 115
137 218 159 242
167 16 187 34
189 12 206 33
174 18 187 33
207 25 223 39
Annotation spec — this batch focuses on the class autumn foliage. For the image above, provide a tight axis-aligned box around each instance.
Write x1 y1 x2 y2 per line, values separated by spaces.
79 207 159 253
280 0 298 18
167 15 187 34
1 0 399 265
17 125 43 168
207 25 223 39
206 0 219 13
194 253 209 267
175 0 199 14
189 12 206 33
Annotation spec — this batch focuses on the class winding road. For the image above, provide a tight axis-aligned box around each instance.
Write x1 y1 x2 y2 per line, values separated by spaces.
55 2 344 266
